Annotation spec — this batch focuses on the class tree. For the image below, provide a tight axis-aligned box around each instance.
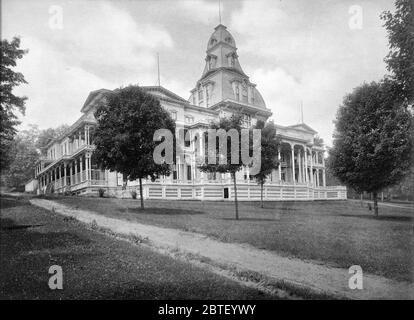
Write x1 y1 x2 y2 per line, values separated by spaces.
1 127 40 189
36 124 69 156
313 135 324 147
381 0 414 103
199 114 245 219
250 120 280 208
328 80 412 216
0 37 28 170
93 85 175 209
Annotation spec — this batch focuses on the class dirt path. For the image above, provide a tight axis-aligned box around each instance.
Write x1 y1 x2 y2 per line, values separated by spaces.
30 198 413 300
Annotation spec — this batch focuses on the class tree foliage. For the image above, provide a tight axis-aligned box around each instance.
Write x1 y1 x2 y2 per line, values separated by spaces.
328 80 412 215
0 126 40 189
36 124 69 155
381 0 414 103
199 114 244 219
0 37 28 169
250 120 280 208
93 85 175 209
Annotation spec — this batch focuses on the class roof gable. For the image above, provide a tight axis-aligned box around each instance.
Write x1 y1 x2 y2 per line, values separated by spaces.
81 88 111 113
287 123 317 133
142 86 188 104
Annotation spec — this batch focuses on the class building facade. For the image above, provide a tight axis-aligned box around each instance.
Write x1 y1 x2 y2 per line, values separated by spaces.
34 24 346 201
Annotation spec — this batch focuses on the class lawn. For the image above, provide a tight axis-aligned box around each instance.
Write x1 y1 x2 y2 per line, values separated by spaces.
0 196 276 299
47 195 413 282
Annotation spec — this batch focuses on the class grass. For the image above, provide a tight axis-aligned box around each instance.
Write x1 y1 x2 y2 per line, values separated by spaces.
0 196 277 299
48 195 414 283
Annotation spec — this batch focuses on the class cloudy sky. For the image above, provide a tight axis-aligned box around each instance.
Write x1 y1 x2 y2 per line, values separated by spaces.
2 0 394 146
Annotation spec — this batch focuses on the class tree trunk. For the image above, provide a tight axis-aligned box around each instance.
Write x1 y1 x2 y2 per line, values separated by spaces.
232 172 239 220
139 178 144 209
260 182 264 208
360 193 363 207
373 191 378 216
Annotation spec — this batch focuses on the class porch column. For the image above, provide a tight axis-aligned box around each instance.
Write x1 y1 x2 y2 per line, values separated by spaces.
322 154 326 187
304 148 308 184
310 149 314 186
291 145 295 185
84 126 88 146
298 149 302 183
85 154 90 182
70 162 73 185
62 163 66 187
322 169 326 187
278 149 282 182
316 169 320 187
81 156 85 181
198 131 204 183
87 126 90 145
74 158 78 184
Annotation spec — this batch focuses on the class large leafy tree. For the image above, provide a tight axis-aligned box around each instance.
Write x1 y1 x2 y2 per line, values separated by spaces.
328 79 412 215
1 126 40 189
0 37 28 169
250 120 280 208
36 124 69 156
381 0 414 103
199 114 245 219
93 85 175 209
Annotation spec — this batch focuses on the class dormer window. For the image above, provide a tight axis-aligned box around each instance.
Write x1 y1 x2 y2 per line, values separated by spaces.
207 56 216 70
242 84 248 103
227 53 236 67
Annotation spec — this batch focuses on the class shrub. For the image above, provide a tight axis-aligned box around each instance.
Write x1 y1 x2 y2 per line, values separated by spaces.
98 188 105 198
131 190 137 199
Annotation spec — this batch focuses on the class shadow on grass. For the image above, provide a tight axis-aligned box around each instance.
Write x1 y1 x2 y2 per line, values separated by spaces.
1 224 45 230
339 214 413 222
0 218 92 252
120 207 206 215
0 197 29 209
219 217 280 222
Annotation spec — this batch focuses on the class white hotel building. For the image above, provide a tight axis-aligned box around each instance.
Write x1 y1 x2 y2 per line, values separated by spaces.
34 24 346 201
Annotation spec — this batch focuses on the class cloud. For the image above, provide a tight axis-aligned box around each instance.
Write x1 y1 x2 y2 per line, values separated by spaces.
231 0 391 145
2 0 175 129
12 37 118 129
178 0 220 25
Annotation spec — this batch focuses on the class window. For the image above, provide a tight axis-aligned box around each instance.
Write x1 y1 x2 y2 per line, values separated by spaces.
242 113 251 127
210 38 217 46
198 89 204 102
187 165 192 181
208 56 215 70
225 37 232 44
242 86 248 103
235 86 240 100
169 110 177 120
229 55 235 67
184 129 191 147
185 116 194 124
206 86 211 106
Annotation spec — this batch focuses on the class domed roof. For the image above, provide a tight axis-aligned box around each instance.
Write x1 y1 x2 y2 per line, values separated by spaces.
207 24 236 50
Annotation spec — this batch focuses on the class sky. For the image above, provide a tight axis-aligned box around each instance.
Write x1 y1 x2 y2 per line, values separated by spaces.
2 0 395 146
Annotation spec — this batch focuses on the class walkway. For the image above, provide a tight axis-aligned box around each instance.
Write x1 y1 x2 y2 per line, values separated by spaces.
30 198 413 300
